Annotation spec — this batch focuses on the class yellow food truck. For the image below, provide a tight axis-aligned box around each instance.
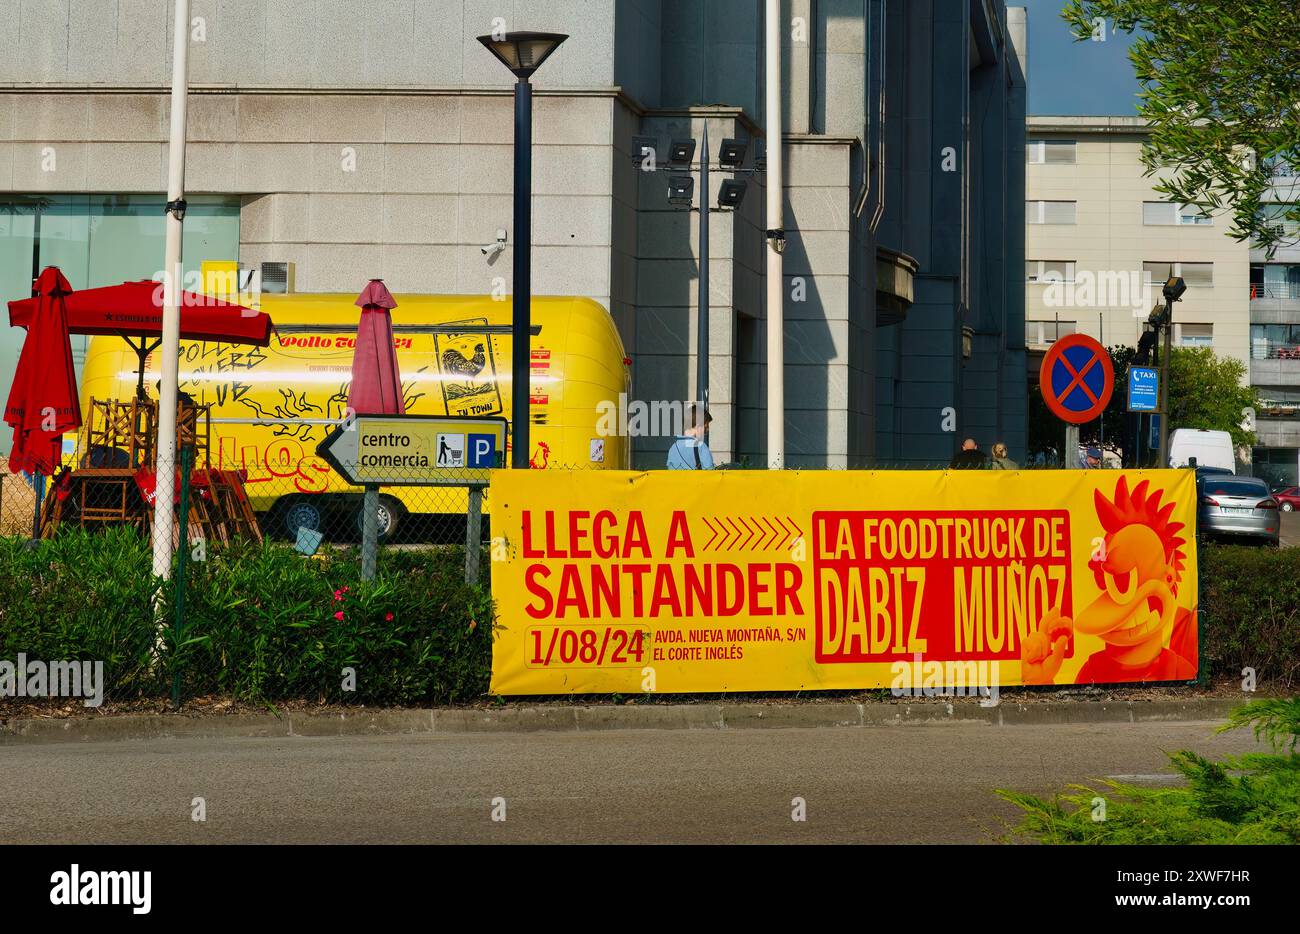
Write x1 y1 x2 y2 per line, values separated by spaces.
77 289 630 540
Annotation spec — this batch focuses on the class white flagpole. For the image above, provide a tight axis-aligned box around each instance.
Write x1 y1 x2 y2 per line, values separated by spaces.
151 0 192 580
765 0 785 469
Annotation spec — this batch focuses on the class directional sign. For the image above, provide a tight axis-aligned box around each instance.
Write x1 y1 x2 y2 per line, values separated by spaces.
1039 333 1114 424
317 414 507 486
1127 365 1159 412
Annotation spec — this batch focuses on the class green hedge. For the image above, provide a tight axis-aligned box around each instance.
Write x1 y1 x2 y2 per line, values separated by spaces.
1199 544 1300 689
0 528 493 705
0 531 1296 705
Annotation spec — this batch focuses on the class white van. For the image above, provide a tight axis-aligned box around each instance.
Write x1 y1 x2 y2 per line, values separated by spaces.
1168 428 1235 473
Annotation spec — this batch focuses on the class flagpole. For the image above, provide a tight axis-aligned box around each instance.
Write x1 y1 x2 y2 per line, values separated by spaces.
151 0 192 580
765 0 785 469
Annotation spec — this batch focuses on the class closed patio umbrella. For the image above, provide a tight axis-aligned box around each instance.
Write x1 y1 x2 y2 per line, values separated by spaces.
5 267 81 476
347 279 405 415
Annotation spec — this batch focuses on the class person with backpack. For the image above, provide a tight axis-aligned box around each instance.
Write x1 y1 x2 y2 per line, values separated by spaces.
667 403 715 470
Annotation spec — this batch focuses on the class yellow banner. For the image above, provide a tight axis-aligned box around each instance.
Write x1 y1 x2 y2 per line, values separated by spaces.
488 469 1199 694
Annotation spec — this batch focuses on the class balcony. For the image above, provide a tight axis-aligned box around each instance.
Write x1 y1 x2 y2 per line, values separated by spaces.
1250 283 1300 301
1250 341 1300 383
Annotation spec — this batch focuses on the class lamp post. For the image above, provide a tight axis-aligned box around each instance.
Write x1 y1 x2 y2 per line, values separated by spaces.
1156 275 1186 468
477 31 567 469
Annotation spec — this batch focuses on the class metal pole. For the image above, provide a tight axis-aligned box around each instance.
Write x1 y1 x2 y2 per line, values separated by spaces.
1066 424 1080 469
466 485 483 584
361 484 378 580
151 0 192 580
764 0 784 468
171 444 193 709
1157 303 1173 467
511 77 533 469
30 471 42 539
698 123 710 419
1098 312 1104 448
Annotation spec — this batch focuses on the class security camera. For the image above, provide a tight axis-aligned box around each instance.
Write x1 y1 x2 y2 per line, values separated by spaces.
481 229 507 257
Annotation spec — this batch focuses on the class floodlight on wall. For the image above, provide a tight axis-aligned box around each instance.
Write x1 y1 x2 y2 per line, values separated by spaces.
475 31 568 79
667 175 695 207
718 138 748 169
631 135 660 165
667 138 696 168
717 178 748 209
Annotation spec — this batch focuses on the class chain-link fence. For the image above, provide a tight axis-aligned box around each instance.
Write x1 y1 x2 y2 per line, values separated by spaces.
0 439 1231 713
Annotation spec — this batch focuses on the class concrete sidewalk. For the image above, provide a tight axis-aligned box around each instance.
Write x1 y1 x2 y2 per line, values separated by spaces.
0 696 1247 745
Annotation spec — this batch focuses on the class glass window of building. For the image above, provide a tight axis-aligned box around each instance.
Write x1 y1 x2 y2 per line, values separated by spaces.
1142 202 1212 225
0 193 241 455
1027 201 1077 224
1143 261 1212 287
1025 320 1076 345
1177 323 1213 347
1026 260 1076 282
1027 140 1076 164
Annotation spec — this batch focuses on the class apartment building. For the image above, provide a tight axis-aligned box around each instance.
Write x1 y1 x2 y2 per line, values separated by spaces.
1249 160 1300 486
1024 115 1250 374
1024 116 1300 483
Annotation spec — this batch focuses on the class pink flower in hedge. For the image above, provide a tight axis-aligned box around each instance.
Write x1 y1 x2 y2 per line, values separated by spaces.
334 610 344 621
385 612 394 622
333 589 343 601
343 586 350 594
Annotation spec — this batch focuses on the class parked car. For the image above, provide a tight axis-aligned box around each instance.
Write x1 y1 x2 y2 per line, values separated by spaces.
1273 486 1300 512
1195 465 1234 480
1197 475 1280 545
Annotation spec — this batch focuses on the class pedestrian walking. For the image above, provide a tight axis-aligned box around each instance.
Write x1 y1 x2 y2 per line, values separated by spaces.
667 404 714 470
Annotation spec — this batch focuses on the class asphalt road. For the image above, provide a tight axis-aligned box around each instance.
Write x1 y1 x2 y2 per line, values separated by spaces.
0 719 1268 844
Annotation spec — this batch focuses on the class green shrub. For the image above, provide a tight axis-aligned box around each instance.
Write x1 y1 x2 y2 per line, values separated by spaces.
1200 545 1300 688
997 698 1300 844
168 541 493 704
0 528 161 697
0 529 1295 706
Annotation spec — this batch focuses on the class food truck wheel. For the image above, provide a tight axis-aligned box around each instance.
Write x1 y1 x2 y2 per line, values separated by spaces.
276 497 324 539
355 495 405 540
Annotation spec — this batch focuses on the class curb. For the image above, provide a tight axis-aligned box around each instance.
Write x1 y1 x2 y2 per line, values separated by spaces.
0 697 1245 745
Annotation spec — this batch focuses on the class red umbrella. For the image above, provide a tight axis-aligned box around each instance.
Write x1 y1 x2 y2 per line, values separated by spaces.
347 279 405 415
5 267 81 475
8 278 272 399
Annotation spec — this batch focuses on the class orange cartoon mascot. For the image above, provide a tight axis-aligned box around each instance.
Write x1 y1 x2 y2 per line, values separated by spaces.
1021 476 1197 685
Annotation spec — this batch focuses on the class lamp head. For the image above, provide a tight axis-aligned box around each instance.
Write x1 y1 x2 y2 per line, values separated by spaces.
476 31 568 80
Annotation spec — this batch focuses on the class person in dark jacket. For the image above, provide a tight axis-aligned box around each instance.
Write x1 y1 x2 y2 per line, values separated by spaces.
949 438 988 469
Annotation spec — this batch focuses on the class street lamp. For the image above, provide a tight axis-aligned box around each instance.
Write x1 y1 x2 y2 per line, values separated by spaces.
477 30 567 469
1156 275 1186 468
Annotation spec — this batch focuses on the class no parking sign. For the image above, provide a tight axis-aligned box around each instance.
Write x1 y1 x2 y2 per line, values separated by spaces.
1039 334 1114 424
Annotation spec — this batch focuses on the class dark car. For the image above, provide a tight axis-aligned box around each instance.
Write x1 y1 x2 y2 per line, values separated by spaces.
1274 486 1300 512
1198 475 1280 545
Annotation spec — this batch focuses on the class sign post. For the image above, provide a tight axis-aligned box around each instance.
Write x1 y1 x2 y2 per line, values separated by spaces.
318 414 507 581
1039 334 1114 467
